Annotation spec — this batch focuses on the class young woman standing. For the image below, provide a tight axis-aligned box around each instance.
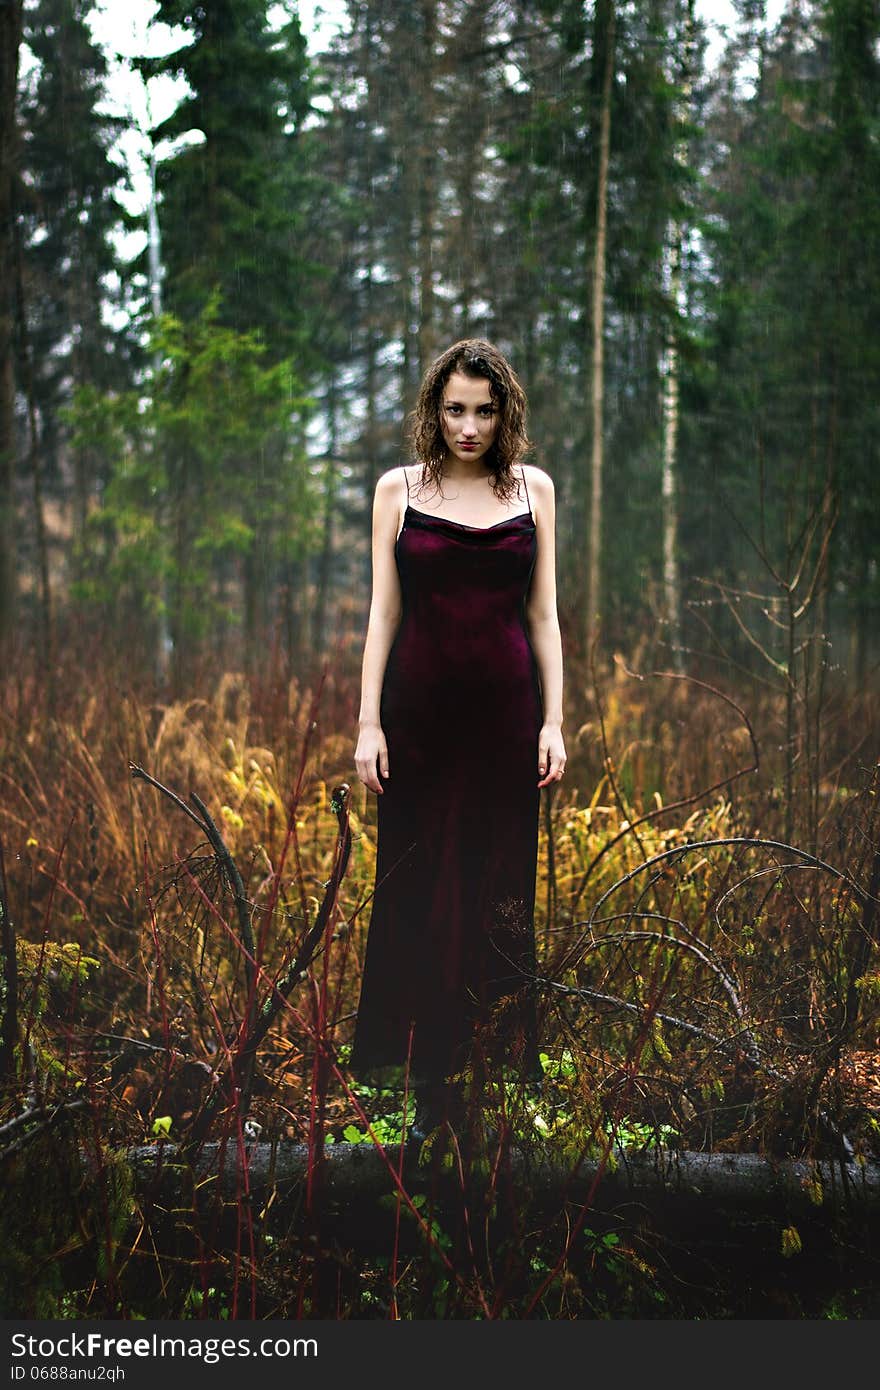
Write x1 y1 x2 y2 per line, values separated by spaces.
352 339 565 1134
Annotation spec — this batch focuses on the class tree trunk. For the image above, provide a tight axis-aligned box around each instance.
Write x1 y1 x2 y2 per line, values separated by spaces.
586 0 615 655
659 0 695 675
0 0 23 658
416 0 437 378
13 214 53 701
147 133 173 686
660 230 683 670
313 370 339 657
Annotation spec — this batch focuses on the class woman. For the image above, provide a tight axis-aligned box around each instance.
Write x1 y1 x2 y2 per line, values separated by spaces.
351 339 565 1135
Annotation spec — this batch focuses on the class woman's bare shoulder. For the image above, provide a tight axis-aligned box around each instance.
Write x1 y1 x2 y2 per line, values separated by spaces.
374 465 410 508
522 463 554 490
378 464 416 491
376 464 410 491
522 463 556 510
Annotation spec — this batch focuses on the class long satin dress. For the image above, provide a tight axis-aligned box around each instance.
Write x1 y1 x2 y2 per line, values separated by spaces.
351 467 543 1085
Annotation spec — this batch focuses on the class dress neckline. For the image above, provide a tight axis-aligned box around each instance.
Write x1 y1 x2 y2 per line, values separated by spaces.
405 503 534 532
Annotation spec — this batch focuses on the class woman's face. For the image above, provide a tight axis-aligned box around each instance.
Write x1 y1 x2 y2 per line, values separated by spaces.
439 372 500 467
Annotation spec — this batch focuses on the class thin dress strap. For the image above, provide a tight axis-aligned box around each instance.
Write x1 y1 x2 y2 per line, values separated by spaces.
519 466 532 520
403 464 411 500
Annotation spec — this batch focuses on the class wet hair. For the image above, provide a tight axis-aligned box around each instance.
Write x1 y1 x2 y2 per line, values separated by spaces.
407 339 531 504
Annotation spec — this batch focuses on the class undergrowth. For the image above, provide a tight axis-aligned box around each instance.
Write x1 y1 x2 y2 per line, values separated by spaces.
1 653 878 1317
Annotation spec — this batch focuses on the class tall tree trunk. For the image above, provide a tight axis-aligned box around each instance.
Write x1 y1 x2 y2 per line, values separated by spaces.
147 120 172 685
289 413 311 673
396 8 422 405
313 369 339 658
808 358 837 851
285 555 308 674
360 5 382 557
169 445 194 695
243 546 261 674
416 0 437 378
660 228 683 671
851 550 872 686
454 127 480 338
660 0 695 674
13 215 53 704
586 0 615 654
450 0 489 340
365 264 380 511
0 0 23 658
71 232 90 542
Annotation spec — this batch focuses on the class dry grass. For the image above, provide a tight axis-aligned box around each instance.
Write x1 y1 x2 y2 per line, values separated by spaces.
1 649 878 1316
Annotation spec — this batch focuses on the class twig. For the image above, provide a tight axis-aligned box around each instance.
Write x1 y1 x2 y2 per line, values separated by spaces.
227 785 352 1072
561 834 872 982
189 790 256 1015
182 784 353 1149
0 1098 90 1163
540 978 784 1080
576 925 749 1038
129 763 207 834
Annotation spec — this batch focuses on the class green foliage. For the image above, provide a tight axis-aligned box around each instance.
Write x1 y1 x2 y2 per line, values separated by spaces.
6 0 879 678
338 1049 679 1158
18 0 132 536
182 1285 230 1319
143 0 320 362
334 1075 417 1148
14 938 98 1020
0 937 99 1098
68 299 318 649
688 0 880 661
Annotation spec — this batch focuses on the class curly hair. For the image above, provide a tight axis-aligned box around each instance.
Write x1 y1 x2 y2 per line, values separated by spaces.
407 339 532 504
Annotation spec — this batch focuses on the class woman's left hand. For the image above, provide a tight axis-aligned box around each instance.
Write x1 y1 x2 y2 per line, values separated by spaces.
538 723 566 787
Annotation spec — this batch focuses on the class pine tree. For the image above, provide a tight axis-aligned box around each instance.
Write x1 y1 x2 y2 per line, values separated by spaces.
143 0 315 358
692 0 880 662
139 0 327 671
0 0 23 654
18 0 128 542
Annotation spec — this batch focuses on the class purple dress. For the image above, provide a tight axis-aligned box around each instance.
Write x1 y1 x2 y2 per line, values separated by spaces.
351 465 543 1085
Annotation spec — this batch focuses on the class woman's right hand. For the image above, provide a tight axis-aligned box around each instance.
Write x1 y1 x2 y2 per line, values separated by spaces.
355 722 390 794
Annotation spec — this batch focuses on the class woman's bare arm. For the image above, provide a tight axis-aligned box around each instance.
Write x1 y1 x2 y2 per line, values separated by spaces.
355 468 405 794
524 467 566 786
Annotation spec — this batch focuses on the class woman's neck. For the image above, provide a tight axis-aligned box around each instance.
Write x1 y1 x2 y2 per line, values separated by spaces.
438 456 495 484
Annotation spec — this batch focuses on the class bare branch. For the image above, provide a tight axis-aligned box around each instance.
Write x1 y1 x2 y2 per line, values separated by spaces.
129 763 207 834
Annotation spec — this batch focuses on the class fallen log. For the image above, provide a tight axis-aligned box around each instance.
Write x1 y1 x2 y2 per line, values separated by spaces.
128 1140 880 1223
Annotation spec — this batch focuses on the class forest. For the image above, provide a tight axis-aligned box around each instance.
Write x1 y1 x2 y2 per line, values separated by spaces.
1 0 879 1321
